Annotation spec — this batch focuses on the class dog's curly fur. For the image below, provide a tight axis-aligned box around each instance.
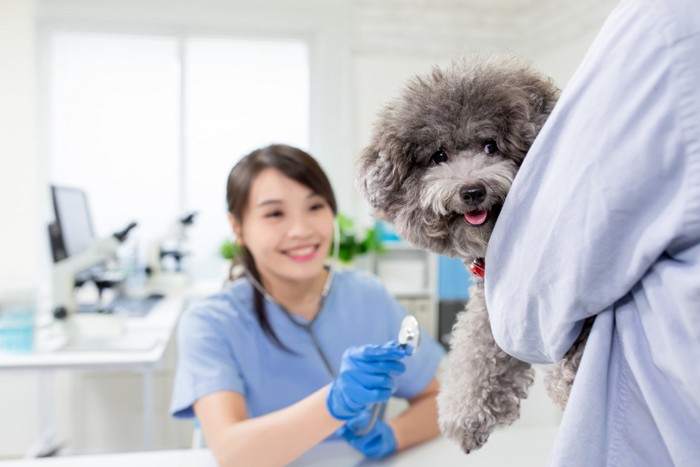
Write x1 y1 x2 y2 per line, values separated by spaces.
357 54 591 453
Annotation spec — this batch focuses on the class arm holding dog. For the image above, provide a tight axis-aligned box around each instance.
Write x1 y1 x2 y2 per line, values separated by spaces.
484 0 700 463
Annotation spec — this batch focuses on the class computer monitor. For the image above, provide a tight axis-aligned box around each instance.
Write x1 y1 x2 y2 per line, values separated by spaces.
49 185 95 262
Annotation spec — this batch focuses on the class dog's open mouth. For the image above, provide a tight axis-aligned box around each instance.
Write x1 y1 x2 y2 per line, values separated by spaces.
464 209 488 226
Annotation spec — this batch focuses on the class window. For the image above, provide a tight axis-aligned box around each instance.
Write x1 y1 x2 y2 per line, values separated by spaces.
184 38 309 277
47 32 181 249
46 30 310 278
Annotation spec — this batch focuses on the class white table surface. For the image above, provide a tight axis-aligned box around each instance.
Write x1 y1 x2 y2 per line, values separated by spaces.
0 296 183 371
0 426 559 466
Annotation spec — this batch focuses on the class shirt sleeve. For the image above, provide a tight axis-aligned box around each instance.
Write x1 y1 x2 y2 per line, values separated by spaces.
484 0 695 364
170 304 246 419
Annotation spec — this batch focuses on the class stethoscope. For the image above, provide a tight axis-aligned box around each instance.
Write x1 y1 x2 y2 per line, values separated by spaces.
243 218 422 435
243 219 340 377
246 266 337 376
352 315 420 436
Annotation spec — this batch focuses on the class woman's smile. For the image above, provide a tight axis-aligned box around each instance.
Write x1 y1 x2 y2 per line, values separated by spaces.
282 243 321 262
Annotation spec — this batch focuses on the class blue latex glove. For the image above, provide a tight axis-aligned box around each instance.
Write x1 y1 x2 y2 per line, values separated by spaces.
339 410 398 459
327 341 407 420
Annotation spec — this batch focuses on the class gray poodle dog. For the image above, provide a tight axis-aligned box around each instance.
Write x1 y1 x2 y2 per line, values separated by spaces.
356 55 592 453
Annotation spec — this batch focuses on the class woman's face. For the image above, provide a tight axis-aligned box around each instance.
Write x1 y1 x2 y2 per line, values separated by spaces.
231 168 334 285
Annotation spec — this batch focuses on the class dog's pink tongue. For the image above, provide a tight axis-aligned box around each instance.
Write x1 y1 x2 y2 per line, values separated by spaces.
465 210 488 225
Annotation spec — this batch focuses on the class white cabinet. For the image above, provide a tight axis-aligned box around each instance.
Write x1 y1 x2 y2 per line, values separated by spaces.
364 243 439 339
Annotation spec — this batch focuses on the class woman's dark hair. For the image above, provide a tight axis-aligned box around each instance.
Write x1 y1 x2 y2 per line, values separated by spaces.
226 144 337 351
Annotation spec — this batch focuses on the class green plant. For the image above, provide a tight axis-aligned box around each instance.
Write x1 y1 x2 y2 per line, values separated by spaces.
333 213 385 263
219 213 385 263
219 238 243 260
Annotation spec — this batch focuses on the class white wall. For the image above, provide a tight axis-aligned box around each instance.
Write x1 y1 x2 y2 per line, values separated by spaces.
523 0 618 85
0 0 618 458
0 0 39 289
0 0 43 456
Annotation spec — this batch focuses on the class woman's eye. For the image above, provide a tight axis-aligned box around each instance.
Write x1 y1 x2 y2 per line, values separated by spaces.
310 203 325 211
265 210 283 218
430 148 449 165
484 139 499 154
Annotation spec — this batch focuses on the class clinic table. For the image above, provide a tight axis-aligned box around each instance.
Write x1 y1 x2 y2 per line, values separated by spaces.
0 296 185 456
0 426 559 466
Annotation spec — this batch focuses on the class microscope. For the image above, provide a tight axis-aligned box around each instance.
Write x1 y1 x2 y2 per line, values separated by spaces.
48 185 138 338
146 212 197 291
50 224 137 318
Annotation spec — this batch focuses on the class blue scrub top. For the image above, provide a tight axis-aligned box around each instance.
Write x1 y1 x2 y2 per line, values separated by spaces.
485 0 700 465
170 268 444 422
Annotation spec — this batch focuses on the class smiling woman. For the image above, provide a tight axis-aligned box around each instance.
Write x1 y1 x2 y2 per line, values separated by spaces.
169 144 445 466
226 144 338 337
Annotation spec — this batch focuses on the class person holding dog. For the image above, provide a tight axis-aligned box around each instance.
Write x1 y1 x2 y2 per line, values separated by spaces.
485 0 700 465
170 144 444 466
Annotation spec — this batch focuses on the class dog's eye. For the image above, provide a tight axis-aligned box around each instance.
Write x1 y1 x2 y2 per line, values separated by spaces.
484 139 499 154
430 149 449 165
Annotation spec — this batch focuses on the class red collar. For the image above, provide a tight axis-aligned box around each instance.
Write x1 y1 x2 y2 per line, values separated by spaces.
469 257 485 278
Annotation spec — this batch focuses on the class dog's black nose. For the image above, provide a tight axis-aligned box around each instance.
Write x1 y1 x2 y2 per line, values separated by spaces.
460 184 486 205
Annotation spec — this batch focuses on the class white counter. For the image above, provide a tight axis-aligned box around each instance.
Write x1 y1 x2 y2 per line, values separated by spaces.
0 425 559 466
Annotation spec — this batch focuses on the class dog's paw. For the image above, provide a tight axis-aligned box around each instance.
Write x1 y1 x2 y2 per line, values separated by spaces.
459 426 492 454
439 408 494 454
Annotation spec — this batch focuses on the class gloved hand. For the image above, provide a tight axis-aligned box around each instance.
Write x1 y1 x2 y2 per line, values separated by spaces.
339 410 398 459
327 341 407 420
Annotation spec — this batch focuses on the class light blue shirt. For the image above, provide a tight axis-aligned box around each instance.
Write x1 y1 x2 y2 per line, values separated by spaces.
485 0 700 465
170 268 444 425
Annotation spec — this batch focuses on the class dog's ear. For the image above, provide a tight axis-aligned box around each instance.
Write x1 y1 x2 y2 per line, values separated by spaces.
355 136 413 218
356 146 395 213
495 63 561 165
525 76 560 131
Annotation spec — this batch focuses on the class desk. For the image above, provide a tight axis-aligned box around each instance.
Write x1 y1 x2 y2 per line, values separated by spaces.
0 296 185 456
0 426 559 466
